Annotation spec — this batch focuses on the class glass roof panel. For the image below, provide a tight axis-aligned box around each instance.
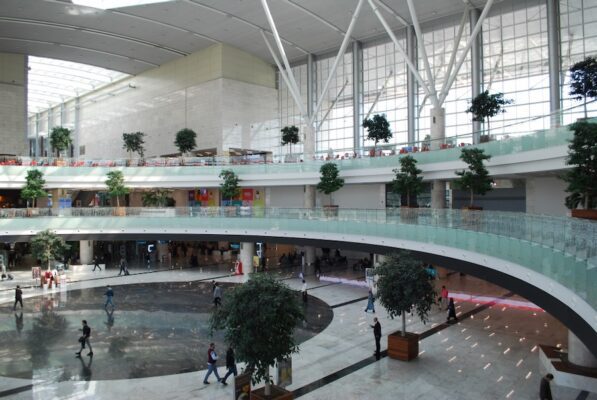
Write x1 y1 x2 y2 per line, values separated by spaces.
28 56 129 115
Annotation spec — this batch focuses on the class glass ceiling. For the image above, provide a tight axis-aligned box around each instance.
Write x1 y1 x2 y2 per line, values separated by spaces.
28 56 129 115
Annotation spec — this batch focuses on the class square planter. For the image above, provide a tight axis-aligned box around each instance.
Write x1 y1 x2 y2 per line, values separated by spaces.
251 385 293 400
323 205 339 217
387 331 419 361
571 209 597 220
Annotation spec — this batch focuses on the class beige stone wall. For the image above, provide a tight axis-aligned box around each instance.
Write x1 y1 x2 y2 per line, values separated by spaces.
0 53 27 156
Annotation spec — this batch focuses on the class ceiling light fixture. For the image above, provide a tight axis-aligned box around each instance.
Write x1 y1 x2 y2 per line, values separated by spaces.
71 0 174 10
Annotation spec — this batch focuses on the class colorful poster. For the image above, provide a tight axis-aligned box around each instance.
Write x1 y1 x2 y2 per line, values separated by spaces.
234 371 251 399
242 189 253 201
277 358 292 388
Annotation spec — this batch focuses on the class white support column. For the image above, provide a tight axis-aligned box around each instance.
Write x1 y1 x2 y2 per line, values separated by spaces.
304 185 316 209
352 40 364 152
35 113 40 157
306 54 316 157
431 105 446 209
79 240 93 265
470 7 483 144
407 26 417 144
568 330 597 368
74 97 81 158
240 242 255 275
547 0 562 127
431 181 446 209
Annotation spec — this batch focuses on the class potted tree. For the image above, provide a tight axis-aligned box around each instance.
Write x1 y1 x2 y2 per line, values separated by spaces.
21 169 48 212
454 148 493 210
316 162 344 216
281 125 300 161
49 126 72 164
219 169 240 215
31 229 70 271
142 189 173 208
391 155 423 217
569 56 597 118
122 131 145 164
105 171 129 216
563 120 597 219
362 114 392 156
466 91 512 142
376 251 435 361
210 274 304 399
174 128 197 156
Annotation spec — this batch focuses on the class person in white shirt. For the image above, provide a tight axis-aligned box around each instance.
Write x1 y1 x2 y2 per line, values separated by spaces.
203 343 224 385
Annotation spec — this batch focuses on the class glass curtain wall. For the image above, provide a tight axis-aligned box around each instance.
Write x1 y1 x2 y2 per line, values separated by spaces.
315 53 354 154
560 0 597 121
362 37 408 148
482 0 550 137
417 16 472 143
277 63 308 156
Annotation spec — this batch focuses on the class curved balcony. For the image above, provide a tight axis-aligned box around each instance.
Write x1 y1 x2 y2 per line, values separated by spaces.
0 207 595 355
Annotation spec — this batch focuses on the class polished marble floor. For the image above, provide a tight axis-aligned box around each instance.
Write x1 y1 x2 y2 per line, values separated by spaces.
0 263 595 399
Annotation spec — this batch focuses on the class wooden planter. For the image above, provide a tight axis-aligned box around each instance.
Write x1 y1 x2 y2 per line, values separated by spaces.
387 331 419 361
323 205 339 217
113 207 126 217
251 385 293 400
571 209 597 220
400 206 418 222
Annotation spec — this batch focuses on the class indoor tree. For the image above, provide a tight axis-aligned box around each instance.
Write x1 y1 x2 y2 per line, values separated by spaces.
49 126 72 158
142 189 173 207
316 162 344 206
569 56 597 118
31 229 70 270
563 120 597 213
391 155 423 207
454 148 493 209
105 170 129 208
362 114 392 154
122 131 145 159
466 91 512 141
280 125 300 155
210 274 304 397
219 169 240 204
174 128 197 156
21 169 47 208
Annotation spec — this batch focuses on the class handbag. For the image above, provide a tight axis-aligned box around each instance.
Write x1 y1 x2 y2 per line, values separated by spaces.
78 336 85 343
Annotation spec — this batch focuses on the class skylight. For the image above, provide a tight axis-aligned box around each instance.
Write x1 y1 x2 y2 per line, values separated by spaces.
28 56 129 115
71 0 174 10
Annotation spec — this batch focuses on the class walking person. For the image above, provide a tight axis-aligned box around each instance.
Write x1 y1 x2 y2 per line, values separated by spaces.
203 343 224 384
440 285 449 310
446 297 458 323
213 282 222 307
540 373 554 400
220 346 237 385
364 288 375 313
301 279 308 303
13 285 23 310
92 255 101 272
118 258 127 276
104 285 115 310
370 317 382 360
76 320 93 357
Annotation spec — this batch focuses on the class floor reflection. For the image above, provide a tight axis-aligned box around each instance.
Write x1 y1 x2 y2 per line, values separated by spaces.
0 281 333 381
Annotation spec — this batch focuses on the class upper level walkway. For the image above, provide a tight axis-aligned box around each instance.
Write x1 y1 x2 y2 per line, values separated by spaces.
1 206 596 354
0 122 577 189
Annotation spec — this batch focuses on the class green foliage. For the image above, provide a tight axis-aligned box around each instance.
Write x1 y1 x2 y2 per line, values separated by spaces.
281 125 300 155
466 91 513 123
142 189 173 207
49 126 72 156
31 229 70 270
454 148 493 208
376 251 436 335
391 155 423 207
564 121 597 209
105 171 129 207
122 132 145 158
21 169 47 208
174 128 197 155
362 114 392 150
316 162 344 205
219 169 241 200
569 56 597 102
210 275 304 385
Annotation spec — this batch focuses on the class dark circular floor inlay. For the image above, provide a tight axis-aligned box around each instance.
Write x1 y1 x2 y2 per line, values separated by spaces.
0 281 333 381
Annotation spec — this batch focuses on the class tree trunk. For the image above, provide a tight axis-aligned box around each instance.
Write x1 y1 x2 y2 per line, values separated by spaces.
406 190 411 207
116 196 120 208
401 312 406 337
265 365 271 396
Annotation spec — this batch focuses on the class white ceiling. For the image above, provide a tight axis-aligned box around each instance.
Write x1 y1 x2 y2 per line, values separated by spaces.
0 0 491 75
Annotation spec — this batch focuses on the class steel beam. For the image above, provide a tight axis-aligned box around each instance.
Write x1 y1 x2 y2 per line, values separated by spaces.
470 7 483 143
547 0 562 127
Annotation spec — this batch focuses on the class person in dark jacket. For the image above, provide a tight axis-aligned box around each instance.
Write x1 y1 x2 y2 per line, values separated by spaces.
446 297 458 323
76 320 93 357
371 317 381 360
540 373 554 400
92 256 101 271
220 346 237 385
13 285 23 310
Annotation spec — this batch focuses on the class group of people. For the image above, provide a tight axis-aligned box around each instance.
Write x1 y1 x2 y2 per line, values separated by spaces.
202 343 237 385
